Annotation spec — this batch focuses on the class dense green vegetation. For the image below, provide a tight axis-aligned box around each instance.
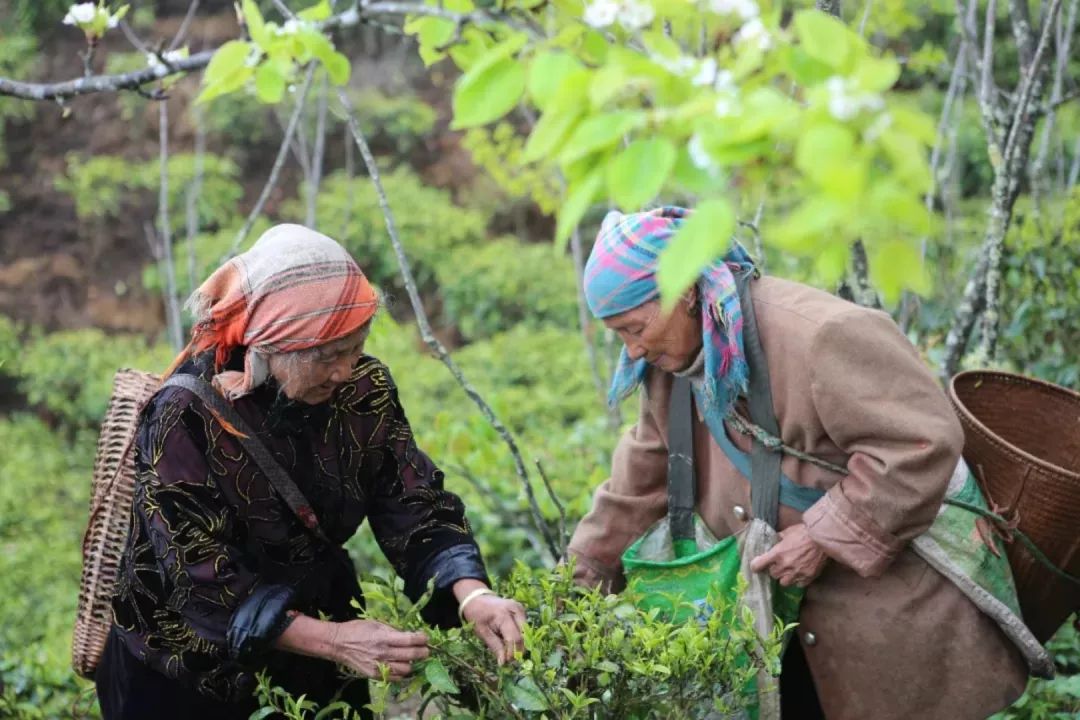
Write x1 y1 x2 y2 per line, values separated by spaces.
1 0 1078 718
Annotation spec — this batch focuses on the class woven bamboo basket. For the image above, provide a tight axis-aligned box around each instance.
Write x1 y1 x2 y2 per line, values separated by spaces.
949 370 1080 643
72 368 161 679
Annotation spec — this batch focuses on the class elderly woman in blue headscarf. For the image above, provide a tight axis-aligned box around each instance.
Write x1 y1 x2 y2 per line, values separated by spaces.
567 207 1038 720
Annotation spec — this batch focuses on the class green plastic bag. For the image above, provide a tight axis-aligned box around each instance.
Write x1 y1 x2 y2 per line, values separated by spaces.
622 515 802 718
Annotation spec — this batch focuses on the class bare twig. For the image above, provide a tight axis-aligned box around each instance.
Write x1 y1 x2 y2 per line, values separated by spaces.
342 120 355 239
307 71 330 227
534 459 568 559
158 102 185 351
338 88 561 563
571 226 621 432
185 106 206 296
229 65 317 257
169 0 203 52
858 0 875 36
1029 0 1078 203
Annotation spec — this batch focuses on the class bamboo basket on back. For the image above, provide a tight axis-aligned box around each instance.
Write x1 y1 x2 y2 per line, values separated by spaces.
950 370 1080 643
71 368 161 679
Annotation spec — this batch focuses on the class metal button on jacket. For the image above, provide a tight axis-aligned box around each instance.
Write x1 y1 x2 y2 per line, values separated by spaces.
733 505 748 521
804 631 818 646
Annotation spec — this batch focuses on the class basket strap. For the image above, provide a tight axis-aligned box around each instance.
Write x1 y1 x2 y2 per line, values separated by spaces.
736 271 783 531
667 377 696 542
162 375 332 545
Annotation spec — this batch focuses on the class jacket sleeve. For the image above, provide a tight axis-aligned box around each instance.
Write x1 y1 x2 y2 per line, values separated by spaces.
802 308 964 577
566 377 670 592
356 362 488 626
132 397 295 667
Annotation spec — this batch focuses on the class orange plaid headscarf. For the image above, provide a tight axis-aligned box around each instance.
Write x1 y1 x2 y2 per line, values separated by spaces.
174 224 378 399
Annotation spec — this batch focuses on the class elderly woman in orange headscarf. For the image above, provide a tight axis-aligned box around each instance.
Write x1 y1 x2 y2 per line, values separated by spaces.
95 225 525 719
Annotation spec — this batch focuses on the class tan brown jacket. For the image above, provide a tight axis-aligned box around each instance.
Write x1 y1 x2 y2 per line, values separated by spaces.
568 275 1028 720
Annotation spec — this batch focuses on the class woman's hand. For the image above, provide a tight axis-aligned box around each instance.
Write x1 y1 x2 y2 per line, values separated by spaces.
328 619 430 681
460 593 527 664
749 523 828 588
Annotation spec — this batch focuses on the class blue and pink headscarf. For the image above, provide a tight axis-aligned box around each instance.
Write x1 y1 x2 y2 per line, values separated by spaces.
583 206 755 422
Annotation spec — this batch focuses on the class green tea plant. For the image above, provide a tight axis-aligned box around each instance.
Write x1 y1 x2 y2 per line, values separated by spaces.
284 168 488 293
437 237 580 340
56 152 243 229
254 562 785 719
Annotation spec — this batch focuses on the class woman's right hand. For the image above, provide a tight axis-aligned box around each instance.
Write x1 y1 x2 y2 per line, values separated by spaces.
328 619 429 681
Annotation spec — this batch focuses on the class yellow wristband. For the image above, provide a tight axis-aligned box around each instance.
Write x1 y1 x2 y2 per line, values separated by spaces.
457 588 495 621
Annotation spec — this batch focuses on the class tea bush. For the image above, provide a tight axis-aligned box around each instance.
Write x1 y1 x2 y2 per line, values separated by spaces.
281 168 488 295
437 238 580 341
253 563 786 720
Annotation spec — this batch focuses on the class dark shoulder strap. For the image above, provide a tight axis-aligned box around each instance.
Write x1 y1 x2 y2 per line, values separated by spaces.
667 376 697 541
735 272 783 529
161 374 331 544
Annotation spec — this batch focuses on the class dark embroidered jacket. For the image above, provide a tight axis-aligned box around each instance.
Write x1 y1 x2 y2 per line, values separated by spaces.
110 352 488 703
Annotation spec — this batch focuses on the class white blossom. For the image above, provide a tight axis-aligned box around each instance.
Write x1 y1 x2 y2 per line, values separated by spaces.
63 3 97 25
654 54 697 76
708 0 759 20
691 58 718 87
619 0 655 30
825 75 884 120
584 0 619 28
714 96 738 117
145 49 188 71
106 13 120 28
714 69 736 93
734 18 771 50
688 133 720 175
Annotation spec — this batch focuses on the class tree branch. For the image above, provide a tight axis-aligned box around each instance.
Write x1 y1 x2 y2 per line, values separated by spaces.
307 71 330 227
158 102 185 351
170 0 203 52
0 2 526 101
337 88 561 563
229 64 317 257
0 51 215 100
185 106 207 297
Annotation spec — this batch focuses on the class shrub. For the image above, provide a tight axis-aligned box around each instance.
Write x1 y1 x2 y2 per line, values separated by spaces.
342 88 438 156
17 329 174 429
438 237 580 341
0 416 97 718
56 153 243 229
254 562 783 720
283 168 488 293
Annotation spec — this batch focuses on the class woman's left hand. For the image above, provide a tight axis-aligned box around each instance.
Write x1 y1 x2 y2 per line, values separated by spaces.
461 594 527 664
749 523 828 588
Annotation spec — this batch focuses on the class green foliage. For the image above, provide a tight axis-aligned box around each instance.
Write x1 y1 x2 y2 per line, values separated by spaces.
437 238 579 340
14 328 174 428
56 152 243 229
461 123 562 215
0 416 97 719
344 88 438 155
992 623 1080 720
998 190 1080 387
197 0 349 105
258 563 781 719
402 1 940 304
284 168 488 292
200 91 280 152
0 0 72 33
141 217 273 295
0 32 37 167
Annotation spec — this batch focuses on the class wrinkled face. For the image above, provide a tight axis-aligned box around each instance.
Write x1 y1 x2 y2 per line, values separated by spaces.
603 293 703 373
267 323 372 404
